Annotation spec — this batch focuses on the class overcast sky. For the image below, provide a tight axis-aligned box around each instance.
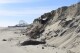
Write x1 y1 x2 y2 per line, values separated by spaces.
0 0 79 27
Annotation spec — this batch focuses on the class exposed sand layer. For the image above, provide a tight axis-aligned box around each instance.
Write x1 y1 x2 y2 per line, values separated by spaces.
1 2 80 53
0 27 67 53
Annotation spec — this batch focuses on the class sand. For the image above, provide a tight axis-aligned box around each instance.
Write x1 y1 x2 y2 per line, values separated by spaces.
0 27 68 53
0 26 79 53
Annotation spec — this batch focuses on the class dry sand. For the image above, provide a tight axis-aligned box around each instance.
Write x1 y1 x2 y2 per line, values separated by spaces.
0 27 67 53
0 26 80 53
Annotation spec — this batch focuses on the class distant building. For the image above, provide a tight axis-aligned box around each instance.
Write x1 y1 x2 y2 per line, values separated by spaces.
8 20 28 27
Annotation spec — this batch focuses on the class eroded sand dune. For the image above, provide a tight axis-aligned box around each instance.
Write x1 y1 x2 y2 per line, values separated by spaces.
1 2 80 53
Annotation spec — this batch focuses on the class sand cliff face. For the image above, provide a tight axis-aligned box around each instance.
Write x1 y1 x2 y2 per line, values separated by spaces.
25 2 80 52
0 2 80 53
